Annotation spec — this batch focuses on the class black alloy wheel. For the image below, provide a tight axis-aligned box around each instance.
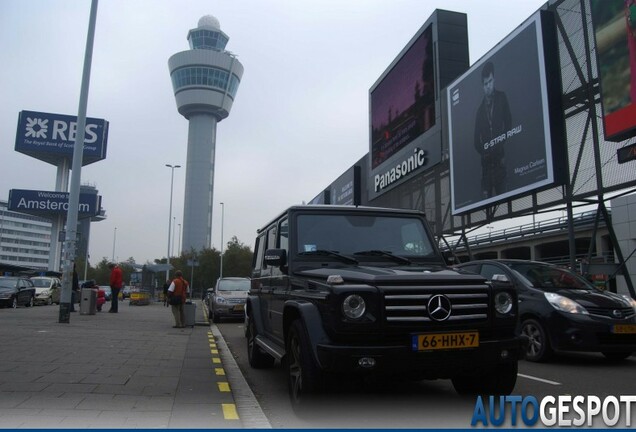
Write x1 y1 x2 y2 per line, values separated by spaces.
521 318 553 362
286 319 323 411
246 318 275 368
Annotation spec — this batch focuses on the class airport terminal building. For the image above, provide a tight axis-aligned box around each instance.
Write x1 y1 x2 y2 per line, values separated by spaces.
309 0 636 296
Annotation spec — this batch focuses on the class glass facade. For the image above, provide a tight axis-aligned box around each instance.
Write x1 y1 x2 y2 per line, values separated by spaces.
171 67 240 99
188 30 228 50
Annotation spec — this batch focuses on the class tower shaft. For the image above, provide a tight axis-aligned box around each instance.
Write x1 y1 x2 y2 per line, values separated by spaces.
182 114 217 252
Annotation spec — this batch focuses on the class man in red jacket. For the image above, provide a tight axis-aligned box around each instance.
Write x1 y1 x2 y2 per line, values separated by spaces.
108 262 123 313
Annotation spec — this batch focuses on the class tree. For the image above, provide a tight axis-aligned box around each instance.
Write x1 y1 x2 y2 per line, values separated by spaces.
222 236 253 278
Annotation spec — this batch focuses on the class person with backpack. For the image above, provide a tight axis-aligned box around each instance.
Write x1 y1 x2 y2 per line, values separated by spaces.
167 270 189 328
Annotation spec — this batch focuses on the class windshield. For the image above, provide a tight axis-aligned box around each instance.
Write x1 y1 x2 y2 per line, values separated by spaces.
218 279 250 291
508 263 595 291
296 214 435 258
0 279 17 289
31 278 52 288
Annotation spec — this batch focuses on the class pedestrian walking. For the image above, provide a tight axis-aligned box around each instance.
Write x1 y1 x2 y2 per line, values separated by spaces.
108 262 123 313
167 270 189 328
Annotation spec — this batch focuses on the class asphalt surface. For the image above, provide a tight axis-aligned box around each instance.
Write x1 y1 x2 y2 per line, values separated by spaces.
0 299 270 429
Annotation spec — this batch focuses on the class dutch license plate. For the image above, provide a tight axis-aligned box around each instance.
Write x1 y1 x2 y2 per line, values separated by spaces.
412 331 479 351
612 324 636 334
233 304 245 312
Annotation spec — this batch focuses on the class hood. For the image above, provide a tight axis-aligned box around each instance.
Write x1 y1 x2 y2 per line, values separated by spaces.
554 288 634 309
0 287 17 293
295 265 486 284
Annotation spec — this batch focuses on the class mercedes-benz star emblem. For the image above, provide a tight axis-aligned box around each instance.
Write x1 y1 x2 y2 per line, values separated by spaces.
428 294 452 321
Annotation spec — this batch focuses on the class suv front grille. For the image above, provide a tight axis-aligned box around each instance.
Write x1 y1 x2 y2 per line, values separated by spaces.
382 284 489 323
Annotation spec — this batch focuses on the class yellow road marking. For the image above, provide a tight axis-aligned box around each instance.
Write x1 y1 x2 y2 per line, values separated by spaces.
222 403 239 420
212 357 221 364
211 349 219 354
218 382 230 392
215 368 225 376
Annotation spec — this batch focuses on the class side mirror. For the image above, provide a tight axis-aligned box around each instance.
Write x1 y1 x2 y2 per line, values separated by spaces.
491 274 509 283
264 248 287 267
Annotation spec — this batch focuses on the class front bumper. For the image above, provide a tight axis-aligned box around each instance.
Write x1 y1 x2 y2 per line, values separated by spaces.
213 303 246 318
315 335 524 378
547 312 636 353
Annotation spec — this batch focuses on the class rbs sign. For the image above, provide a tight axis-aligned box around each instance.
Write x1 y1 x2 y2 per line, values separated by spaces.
15 110 108 166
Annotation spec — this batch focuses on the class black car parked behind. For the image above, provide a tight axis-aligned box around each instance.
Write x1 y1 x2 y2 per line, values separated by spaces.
0 276 36 308
455 259 636 362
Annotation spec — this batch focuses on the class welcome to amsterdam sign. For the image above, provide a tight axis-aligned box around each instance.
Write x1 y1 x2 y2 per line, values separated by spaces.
15 110 108 166
8 189 101 219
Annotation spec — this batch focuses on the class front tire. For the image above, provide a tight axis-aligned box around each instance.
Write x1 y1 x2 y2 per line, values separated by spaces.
27 296 34 307
521 318 552 362
286 320 324 410
47 297 52 306
211 310 220 323
11 297 18 309
246 319 275 368
452 362 518 395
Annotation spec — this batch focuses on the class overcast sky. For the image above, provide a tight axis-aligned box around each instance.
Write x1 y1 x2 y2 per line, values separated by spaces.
1 0 548 265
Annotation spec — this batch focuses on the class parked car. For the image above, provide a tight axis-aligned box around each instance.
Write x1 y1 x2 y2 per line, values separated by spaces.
0 276 36 308
207 277 250 323
455 259 636 362
31 276 62 305
122 285 132 299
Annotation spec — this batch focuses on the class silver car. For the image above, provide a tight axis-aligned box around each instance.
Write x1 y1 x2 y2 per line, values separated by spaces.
31 277 62 305
207 277 250 323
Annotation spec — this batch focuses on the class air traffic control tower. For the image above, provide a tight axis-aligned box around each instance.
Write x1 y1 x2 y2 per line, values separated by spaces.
168 15 243 252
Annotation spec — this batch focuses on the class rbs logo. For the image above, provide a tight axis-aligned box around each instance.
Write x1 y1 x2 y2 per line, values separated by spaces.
24 116 99 144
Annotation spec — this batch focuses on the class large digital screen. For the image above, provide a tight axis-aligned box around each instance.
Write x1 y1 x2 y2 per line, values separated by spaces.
370 24 435 170
590 0 636 142
448 12 560 215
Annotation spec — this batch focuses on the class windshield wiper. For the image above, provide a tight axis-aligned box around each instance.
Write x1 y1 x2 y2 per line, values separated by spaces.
298 249 358 264
353 250 412 265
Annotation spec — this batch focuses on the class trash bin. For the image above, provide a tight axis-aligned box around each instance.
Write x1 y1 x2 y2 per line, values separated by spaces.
80 288 97 315
184 301 196 327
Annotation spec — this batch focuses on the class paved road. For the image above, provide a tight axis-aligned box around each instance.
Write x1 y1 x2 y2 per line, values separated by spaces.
0 300 267 429
217 321 636 428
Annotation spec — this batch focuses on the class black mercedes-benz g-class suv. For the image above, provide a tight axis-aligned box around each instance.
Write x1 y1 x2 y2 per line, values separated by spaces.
245 205 524 408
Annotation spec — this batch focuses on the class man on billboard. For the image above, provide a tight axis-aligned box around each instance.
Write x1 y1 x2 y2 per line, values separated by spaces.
474 61 511 198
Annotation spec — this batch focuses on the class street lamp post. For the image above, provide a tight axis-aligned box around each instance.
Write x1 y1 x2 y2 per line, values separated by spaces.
112 227 117 261
178 223 181 256
172 216 176 256
220 202 224 279
166 164 181 282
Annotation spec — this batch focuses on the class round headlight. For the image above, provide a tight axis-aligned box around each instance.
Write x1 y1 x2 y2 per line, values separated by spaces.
343 294 366 319
215 296 227 304
494 291 513 315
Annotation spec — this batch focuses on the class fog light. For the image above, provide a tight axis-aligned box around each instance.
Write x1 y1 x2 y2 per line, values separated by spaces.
500 350 509 360
358 357 376 368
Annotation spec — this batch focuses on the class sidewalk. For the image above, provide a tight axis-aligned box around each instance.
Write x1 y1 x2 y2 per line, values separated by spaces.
0 299 268 429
